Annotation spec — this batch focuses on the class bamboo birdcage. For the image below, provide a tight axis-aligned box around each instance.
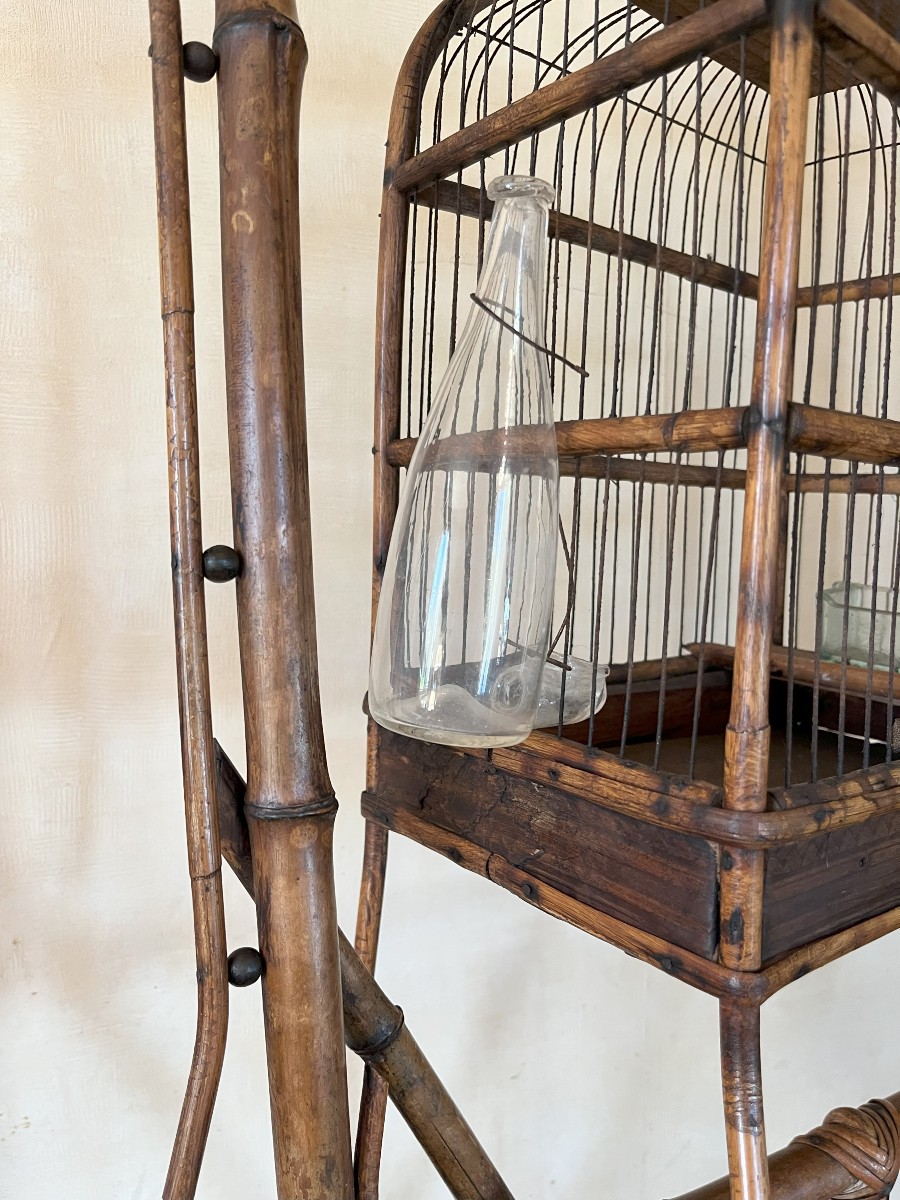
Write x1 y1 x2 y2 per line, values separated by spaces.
356 0 900 1194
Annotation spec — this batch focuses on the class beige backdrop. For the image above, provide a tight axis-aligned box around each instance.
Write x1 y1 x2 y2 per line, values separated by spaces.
2 2 899 1198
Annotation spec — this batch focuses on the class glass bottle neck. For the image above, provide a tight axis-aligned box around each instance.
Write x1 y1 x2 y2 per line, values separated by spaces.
472 193 550 348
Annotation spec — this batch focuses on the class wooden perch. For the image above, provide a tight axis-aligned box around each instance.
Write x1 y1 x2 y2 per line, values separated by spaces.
687 642 900 701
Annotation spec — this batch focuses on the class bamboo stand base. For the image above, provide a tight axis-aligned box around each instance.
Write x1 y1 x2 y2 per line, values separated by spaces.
149 0 900 1195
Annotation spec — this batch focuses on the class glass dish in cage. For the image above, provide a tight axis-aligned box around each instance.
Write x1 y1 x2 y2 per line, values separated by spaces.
533 655 609 729
820 583 899 672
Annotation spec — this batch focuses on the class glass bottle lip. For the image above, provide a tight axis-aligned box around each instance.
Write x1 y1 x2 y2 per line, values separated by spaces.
487 174 555 205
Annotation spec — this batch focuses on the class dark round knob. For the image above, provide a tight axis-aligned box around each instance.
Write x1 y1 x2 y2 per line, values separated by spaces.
182 41 218 83
203 544 241 582
227 947 263 988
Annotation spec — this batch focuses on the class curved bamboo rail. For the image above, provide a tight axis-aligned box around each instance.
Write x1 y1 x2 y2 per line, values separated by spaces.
149 5 229 1197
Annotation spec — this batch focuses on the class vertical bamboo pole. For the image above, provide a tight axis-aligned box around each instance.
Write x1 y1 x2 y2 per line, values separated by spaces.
214 3 353 1196
354 821 391 1199
719 1001 769 1200
356 5 485 1193
718 6 814 1199
720 0 815 973
149 4 229 1198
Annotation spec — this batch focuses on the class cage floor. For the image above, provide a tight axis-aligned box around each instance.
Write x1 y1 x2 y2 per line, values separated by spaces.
622 726 870 789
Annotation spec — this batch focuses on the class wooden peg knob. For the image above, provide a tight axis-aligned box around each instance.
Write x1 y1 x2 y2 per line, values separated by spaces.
202 545 241 582
182 41 218 83
227 947 263 988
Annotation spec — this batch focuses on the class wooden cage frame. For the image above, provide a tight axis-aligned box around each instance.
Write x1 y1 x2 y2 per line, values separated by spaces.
358 1 900 1197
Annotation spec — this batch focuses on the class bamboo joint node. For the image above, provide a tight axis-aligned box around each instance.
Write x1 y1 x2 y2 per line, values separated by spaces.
354 1007 406 1061
244 796 339 820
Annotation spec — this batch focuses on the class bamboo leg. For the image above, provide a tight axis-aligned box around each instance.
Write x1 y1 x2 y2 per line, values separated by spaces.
355 1073 389 1200
719 1001 769 1200
149 4 229 1197
354 820 391 1200
214 4 353 1195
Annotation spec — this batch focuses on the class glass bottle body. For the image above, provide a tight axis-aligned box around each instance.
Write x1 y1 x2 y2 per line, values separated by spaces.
369 177 559 748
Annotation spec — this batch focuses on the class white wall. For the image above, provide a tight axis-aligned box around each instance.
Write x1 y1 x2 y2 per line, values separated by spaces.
1 2 898 1198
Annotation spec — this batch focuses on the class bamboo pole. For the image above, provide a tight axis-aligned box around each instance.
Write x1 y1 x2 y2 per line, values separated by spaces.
720 0 815 978
148 5 229 1198
719 1001 769 1200
386 403 900 477
358 1 488 1191
358 4 508 1190
717 3 816 1196
214 4 353 1195
787 404 900 466
354 820 390 1200
796 270 900 307
213 747 516 1200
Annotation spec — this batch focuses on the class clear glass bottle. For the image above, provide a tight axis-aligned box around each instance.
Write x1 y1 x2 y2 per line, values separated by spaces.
369 175 559 748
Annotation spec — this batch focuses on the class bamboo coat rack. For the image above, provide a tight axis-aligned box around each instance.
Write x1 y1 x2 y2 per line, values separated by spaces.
147 1 900 1198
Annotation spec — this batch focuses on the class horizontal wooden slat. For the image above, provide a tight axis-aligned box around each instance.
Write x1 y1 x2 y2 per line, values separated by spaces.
796 270 900 308
504 730 900 846
416 179 759 300
606 654 703 685
560 454 748 486
387 407 749 470
688 641 900 700
787 470 900 494
392 0 770 191
786 403 900 466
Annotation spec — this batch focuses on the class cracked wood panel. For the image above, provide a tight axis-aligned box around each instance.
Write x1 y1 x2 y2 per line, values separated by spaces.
368 726 720 959
762 808 900 960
